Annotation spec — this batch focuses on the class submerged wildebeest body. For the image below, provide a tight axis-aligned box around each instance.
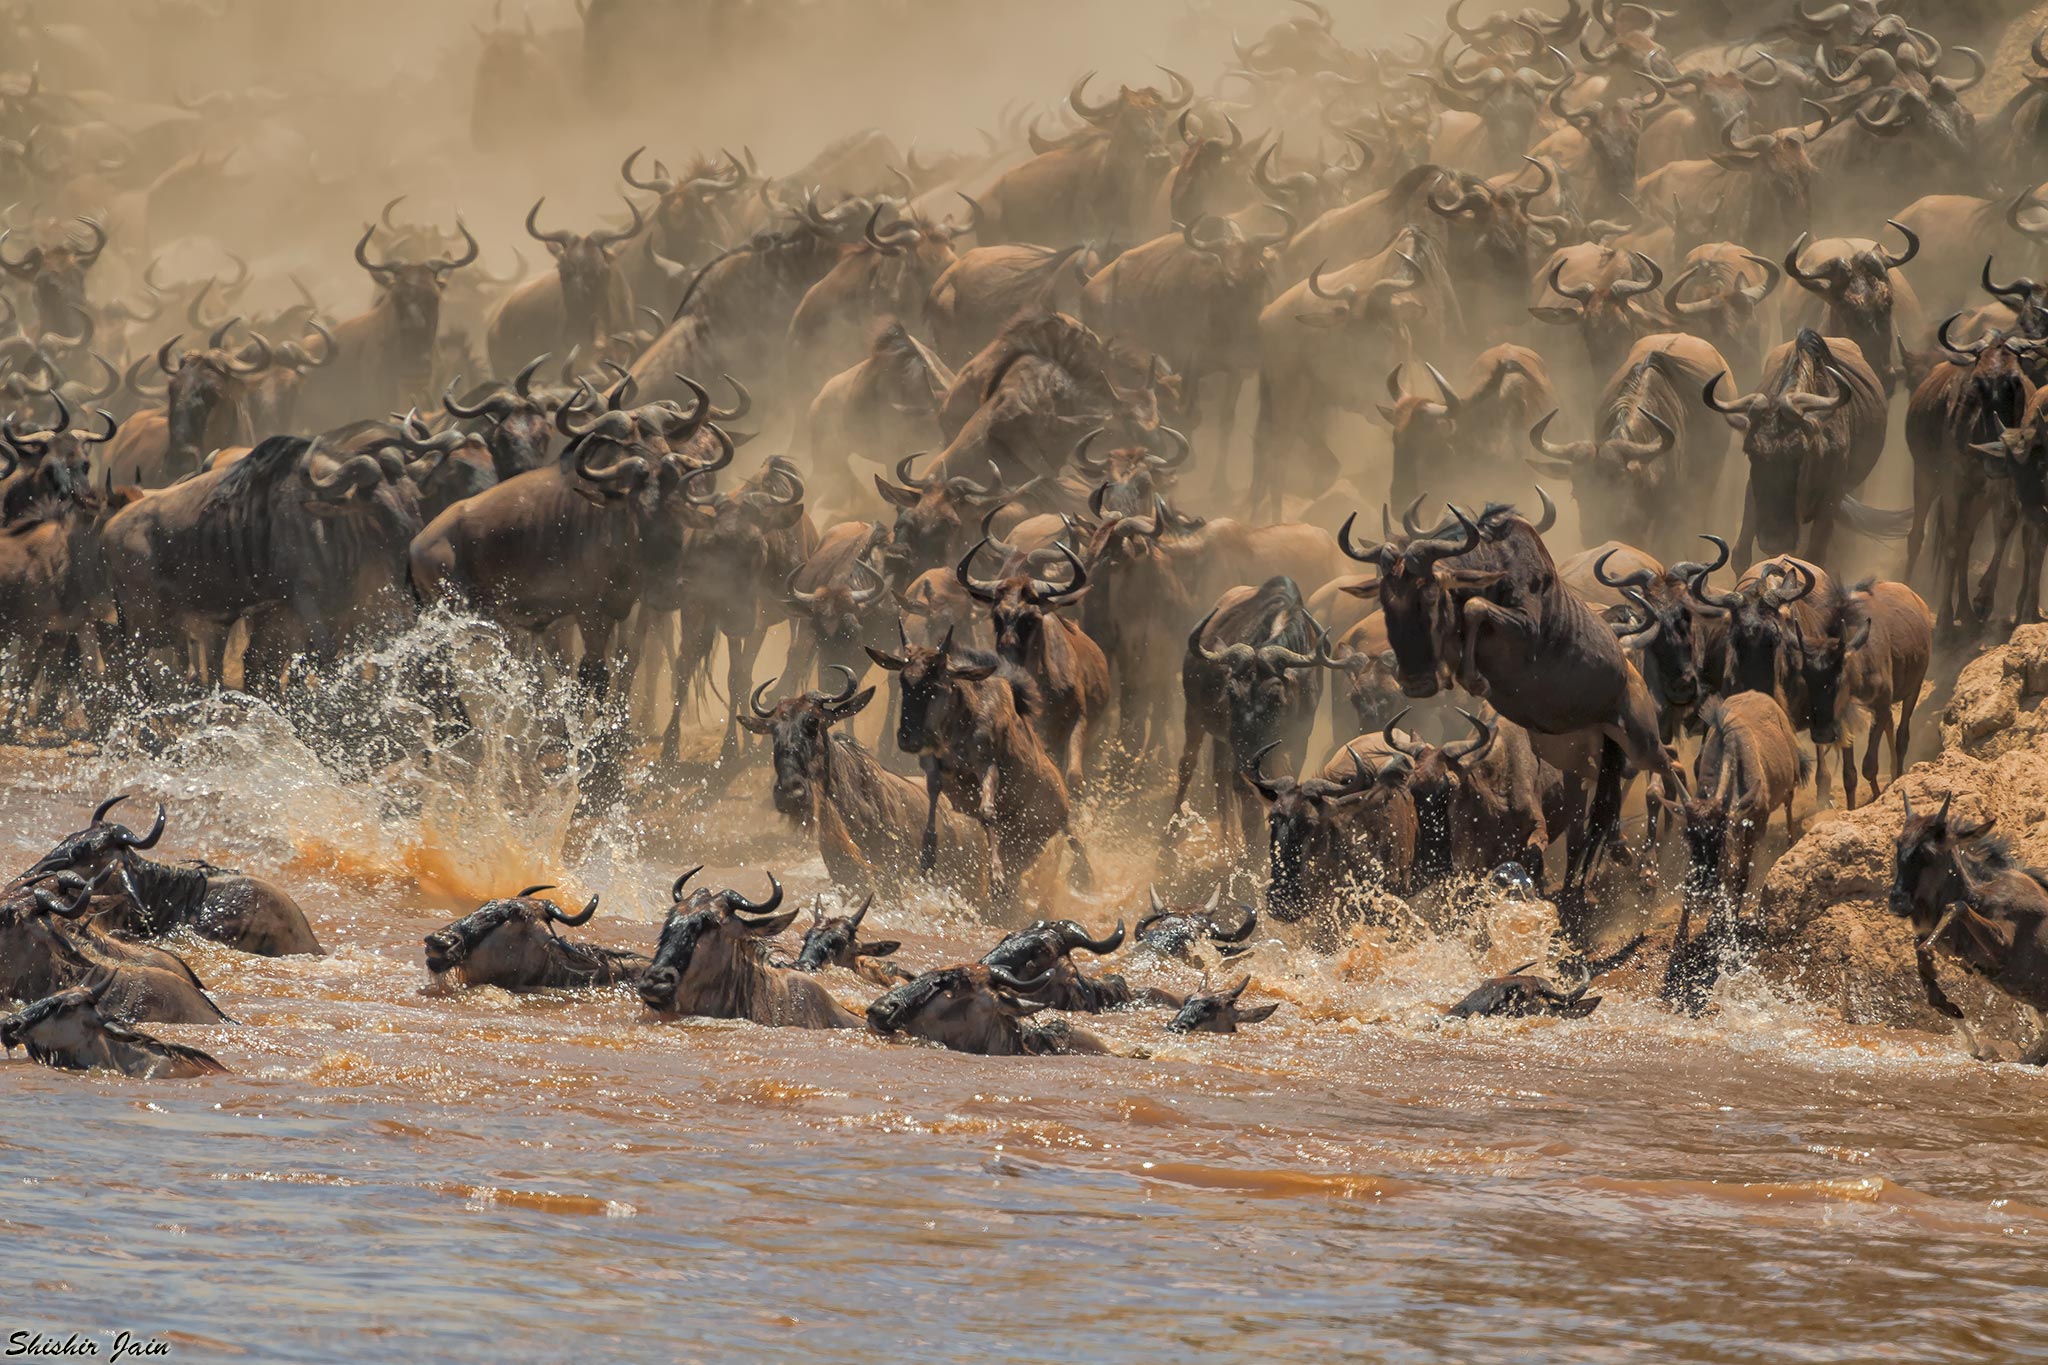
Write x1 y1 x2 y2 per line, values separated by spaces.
637 871 864 1028
423 887 646 993
23 796 320 957
865 962 1112 1056
1 984 228 1078
0 871 228 1026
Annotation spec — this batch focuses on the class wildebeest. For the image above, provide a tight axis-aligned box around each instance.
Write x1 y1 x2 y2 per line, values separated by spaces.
1171 576 1328 854
1 984 227 1078
1786 578 1933 809
955 538 1109 791
864 962 1111 1055
422 885 647 993
739 666 991 897
1250 741 1416 924
790 895 907 987
298 219 479 425
864 629 1084 906
23 795 320 957
1134 886 1257 965
1889 791 2048 1063
1340 498 1684 941
1167 975 1281 1033
103 433 423 692
0 871 228 1025
636 869 864 1028
1447 961 1601 1019
1379 708 1556 894
1702 329 1891 563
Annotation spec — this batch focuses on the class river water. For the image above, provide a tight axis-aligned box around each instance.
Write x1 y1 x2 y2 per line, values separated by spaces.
0 651 2043 1364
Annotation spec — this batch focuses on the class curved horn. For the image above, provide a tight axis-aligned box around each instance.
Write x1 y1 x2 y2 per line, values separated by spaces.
548 894 600 927
729 872 784 916
115 802 167 849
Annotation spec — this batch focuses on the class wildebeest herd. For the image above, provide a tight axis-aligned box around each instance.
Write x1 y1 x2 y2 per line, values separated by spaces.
8 0 2048 1079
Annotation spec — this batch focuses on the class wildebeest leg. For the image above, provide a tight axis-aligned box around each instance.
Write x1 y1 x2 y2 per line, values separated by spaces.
2019 523 2047 625
719 627 765 767
1734 481 1757 568
1914 913 1966 1020
661 613 720 765
1167 707 1207 834
1946 488 1989 625
1974 497 2020 623
1862 701 1892 802
1905 457 1939 587
1839 736 1859 811
1210 735 1238 855
1559 740 1627 946
574 616 614 703
1804 507 1837 569
918 757 944 875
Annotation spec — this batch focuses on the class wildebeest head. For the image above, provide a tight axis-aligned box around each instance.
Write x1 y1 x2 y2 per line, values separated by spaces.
1601 535 1727 709
1783 223 1916 336
1178 204 1294 294
875 453 1038 579
421 884 604 988
738 665 876 821
1662 254 1781 346
1687 559 1816 704
354 217 481 343
442 353 563 478
157 318 276 471
1971 409 2048 524
1249 741 1407 922
1380 707 1496 884
1167 974 1281 1033
1134 885 1257 964
865 627 1002 757
956 537 1089 657
23 794 167 884
2 388 117 501
785 552 887 651
1071 423 1190 520
1421 42 1576 158
1427 158 1569 278
863 962 1054 1052
1711 103 1832 241
1528 249 1662 370
1547 78 1665 203
1527 400 1676 538
1189 580 1330 753
792 895 900 973
1381 358 1523 485
636 868 794 1013
621 146 747 263
1066 67 1194 162
1887 789 1992 922
1664 54 1780 143
0 215 105 333
980 915 1124 979
1447 960 1598 1018
1338 504 1494 699
526 196 644 347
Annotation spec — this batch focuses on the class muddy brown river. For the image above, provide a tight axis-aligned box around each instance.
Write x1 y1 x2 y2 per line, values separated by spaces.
2 673 2043 1364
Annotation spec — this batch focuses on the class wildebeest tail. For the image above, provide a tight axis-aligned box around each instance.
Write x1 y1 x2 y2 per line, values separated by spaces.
1838 496 1914 540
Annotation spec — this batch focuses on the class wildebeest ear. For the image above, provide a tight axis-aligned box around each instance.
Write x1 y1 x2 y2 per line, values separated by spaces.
1953 815 1996 839
951 660 998 681
828 686 878 717
858 940 901 957
1374 403 1398 424
1340 580 1380 601
865 645 907 670
737 712 775 735
1441 569 1507 593
1527 306 1581 326
873 474 921 508
1237 1002 1281 1023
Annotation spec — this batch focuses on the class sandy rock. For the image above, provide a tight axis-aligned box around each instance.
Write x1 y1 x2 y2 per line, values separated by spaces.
1941 625 2048 758
1757 750 2048 1046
